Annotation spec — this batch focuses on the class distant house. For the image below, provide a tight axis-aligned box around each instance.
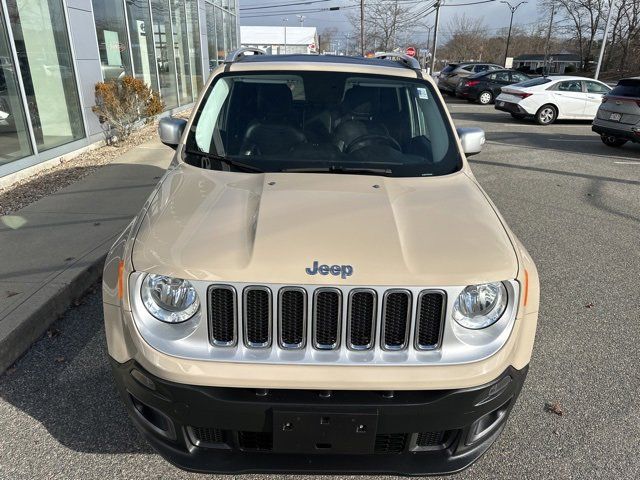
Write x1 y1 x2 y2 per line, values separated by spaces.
513 53 581 74
240 26 319 55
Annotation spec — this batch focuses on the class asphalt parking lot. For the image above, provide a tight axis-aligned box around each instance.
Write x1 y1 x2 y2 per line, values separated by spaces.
1 98 639 480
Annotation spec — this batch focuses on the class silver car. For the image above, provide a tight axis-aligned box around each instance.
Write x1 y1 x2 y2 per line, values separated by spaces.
437 62 503 95
592 77 640 147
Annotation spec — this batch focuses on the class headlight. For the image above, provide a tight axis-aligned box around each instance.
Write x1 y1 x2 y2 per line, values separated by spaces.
141 274 200 323
452 282 508 329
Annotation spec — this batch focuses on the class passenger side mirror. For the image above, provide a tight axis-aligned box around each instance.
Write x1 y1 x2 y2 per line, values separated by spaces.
158 117 187 150
456 127 485 156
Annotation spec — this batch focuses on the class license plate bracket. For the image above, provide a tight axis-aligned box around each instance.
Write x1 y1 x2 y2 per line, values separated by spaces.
273 411 378 454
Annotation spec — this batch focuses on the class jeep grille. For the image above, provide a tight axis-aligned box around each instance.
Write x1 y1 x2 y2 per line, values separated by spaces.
207 285 446 354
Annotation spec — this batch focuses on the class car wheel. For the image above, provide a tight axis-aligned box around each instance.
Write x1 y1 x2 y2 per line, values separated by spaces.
600 135 628 147
478 91 493 105
510 113 526 120
535 105 557 125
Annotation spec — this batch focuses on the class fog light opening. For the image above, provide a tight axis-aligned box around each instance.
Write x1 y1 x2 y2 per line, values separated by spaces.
129 393 176 440
466 400 511 445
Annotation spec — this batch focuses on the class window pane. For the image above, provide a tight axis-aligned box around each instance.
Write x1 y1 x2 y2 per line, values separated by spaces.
150 0 178 108
170 0 192 104
126 0 159 90
91 0 132 81
0 13 32 164
205 3 217 72
215 7 225 63
224 11 232 58
185 2 203 94
7 0 85 152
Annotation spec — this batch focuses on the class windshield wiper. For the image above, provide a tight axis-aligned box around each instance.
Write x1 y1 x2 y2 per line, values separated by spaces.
282 166 393 176
184 149 264 173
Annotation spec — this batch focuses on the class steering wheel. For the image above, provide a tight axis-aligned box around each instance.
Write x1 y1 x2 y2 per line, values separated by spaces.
345 134 402 154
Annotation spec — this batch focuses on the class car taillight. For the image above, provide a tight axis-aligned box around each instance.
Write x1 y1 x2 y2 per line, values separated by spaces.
466 80 480 87
514 92 532 99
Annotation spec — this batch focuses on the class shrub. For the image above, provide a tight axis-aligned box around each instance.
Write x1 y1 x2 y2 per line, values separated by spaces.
93 76 164 143
564 64 577 73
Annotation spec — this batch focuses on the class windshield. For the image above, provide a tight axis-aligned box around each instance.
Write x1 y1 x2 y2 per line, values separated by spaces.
185 71 461 177
517 77 552 88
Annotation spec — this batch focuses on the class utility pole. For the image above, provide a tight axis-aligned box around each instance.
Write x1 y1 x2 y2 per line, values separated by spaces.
297 15 306 27
542 4 555 76
360 0 365 56
501 1 527 67
595 0 614 79
430 2 441 74
282 18 288 55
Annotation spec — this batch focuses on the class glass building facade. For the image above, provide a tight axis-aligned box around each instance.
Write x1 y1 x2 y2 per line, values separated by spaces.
0 0 239 178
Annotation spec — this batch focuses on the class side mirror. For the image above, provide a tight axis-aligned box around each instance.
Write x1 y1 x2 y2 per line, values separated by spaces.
456 127 485 156
158 117 187 149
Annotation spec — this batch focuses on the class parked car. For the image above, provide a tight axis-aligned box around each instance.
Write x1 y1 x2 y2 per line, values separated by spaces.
592 77 640 147
103 50 539 476
495 76 612 125
437 62 503 95
456 69 531 104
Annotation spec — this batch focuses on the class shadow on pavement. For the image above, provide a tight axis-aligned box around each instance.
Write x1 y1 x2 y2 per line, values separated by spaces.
0 286 153 454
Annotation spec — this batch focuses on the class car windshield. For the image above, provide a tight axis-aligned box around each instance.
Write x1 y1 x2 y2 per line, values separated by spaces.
185 71 461 177
609 79 640 98
517 77 552 88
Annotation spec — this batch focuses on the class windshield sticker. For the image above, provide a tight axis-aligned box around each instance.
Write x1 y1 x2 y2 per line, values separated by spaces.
417 87 429 99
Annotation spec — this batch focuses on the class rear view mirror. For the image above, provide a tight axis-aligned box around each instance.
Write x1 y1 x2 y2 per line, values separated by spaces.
456 127 486 156
158 117 187 149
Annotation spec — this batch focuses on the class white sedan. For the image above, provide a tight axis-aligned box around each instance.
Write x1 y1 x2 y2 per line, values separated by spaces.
495 76 612 125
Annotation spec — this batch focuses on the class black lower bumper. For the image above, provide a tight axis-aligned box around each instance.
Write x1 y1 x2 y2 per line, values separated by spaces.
495 101 528 116
592 124 640 143
111 359 528 476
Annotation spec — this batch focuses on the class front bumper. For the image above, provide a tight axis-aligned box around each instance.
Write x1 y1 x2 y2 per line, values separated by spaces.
111 358 528 475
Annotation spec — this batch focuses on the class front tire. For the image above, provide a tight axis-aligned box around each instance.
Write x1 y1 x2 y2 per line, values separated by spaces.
600 135 628 147
535 105 557 125
478 91 493 105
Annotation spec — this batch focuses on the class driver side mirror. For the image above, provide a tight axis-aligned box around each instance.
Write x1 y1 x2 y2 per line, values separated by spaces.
158 117 187 150
456 127 485 156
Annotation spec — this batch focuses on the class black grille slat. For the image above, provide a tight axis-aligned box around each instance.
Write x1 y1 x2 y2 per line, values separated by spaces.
382 291 411 349
314 289 341 349
349 290 376 349
416 292 445 349
208 286 236 345
375 433 407 453
279 288 306 348
190 427 225 445
244 288 271 347
238 431 273 451
416 430 446 447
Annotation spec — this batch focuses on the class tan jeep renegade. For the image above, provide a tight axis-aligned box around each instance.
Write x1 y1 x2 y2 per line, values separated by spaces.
102 50 539 475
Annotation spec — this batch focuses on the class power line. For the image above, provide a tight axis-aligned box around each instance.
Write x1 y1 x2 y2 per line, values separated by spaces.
242 5 358 19
240 0 335 11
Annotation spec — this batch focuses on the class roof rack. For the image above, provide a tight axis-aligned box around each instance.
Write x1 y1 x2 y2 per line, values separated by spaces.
224 48 267 64
374 52 421 71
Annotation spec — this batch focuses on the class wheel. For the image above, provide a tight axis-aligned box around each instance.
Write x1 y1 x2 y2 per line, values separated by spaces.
510 113 526 120
478 91 493 105
600 135 628 147
535 105 557 125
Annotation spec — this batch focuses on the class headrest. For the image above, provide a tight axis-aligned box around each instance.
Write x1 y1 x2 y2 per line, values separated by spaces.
257 84 293 117
342 87 378 116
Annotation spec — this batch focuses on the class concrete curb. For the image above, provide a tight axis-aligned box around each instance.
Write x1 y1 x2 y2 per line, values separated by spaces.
0 237 115 373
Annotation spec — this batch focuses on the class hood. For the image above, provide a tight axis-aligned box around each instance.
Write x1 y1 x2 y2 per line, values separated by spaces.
132 164 518 286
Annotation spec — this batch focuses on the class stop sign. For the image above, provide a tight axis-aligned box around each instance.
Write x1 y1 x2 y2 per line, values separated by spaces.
406 46 416 57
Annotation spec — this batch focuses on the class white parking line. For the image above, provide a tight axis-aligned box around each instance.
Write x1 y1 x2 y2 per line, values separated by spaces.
547 138 599 142
613 161 640 165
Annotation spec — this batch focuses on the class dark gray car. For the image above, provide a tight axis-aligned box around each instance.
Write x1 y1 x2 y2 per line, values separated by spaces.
592 77 640 147
437 62 503 95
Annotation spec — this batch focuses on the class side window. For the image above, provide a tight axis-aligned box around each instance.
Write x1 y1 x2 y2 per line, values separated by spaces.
495 71 510 82
474 64 489 73
585 81 610 94
487 73 497 81
557 80 582 92
461 65 474 72
511 73 528 82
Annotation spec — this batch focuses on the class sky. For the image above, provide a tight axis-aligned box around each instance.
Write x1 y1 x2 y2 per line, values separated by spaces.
239 0 546 47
